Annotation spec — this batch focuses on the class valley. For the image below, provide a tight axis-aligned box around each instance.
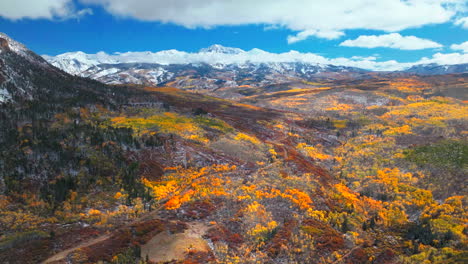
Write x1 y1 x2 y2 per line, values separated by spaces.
0 33 467 264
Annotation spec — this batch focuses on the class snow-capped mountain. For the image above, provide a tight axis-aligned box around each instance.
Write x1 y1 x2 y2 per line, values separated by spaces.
43 44 368 88
0 33 120 105
0 32 49 64
199 44 245 54
41 51 118 76
42 44 468 91
0 32 56 103
44 44 333 75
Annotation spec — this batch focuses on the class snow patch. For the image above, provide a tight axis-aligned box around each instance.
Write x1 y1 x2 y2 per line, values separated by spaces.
0 88 11 103
0 32 43 64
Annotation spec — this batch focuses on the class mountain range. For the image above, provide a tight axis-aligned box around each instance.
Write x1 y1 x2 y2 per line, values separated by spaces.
43 44 468 90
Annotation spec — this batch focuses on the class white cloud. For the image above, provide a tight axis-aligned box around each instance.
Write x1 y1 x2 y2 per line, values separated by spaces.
450 41 468 52
287 29 344 43
454 17 468 28
417 52 468 65
2 0 467 42
80 0 466 42
344 52 468 71
339 33 443 50
71 8 93 20
0 0 91 20
350 55 378 61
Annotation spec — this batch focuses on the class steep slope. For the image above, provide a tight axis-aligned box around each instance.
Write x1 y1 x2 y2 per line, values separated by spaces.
0 33 134 107
0 32 52 103
0 33 145 199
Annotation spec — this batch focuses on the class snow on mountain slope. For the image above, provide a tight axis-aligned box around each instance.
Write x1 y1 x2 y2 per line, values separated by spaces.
43 44 361 76
0 32 51 103
42 44 468 90
199 44 245 54
42 51 117 76
43 44 370 88
0 86 10 103
0 32 35 62
0 33 130 107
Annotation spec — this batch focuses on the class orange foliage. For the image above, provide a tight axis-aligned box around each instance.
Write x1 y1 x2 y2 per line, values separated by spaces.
334 183 359 207
143 164 236 210
254 188 313 210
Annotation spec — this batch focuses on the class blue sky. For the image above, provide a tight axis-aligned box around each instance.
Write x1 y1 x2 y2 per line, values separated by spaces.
0 0 467 70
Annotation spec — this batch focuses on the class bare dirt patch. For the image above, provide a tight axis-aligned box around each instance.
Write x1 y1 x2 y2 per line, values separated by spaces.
140 222 210 263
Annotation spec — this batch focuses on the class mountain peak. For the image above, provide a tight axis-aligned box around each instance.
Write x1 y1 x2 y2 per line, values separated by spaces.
199 44 245 54
0 33 30 55
0 32 29 56
0 32 47 65
0 34 60 103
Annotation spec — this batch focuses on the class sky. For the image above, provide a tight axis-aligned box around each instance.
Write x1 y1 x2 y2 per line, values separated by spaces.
0 0 468 70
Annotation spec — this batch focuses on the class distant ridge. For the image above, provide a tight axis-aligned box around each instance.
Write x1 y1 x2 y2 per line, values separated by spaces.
403 63 468 75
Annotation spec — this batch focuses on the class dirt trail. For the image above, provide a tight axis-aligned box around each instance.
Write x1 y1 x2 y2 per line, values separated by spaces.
41 210 159 263
42 220 210 264
42 233 111 264
40 176 210 264
140 222 211 263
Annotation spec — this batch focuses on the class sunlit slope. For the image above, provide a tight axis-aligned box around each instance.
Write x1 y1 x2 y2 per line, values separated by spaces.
1 84 467 263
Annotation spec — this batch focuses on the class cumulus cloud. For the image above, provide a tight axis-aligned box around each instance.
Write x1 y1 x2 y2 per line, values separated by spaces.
450 41 468 53
0 0 91 20
454 17 468 28
80 0 466 42
339 33 443 50
417 52 468 65
287 29 344 44
2 0 467 42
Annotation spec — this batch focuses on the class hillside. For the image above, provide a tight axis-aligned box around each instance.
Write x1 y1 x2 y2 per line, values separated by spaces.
0 34 467 264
